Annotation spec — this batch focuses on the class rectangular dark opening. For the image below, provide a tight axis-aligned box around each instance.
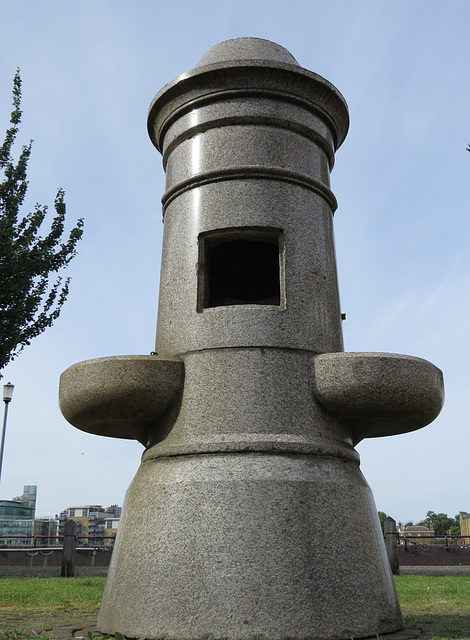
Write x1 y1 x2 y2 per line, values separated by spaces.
198 228 284 310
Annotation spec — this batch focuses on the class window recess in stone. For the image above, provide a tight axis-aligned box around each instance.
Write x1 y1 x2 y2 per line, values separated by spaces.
197 227 284 310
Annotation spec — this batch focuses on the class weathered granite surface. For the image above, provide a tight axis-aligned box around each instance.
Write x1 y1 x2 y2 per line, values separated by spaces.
313 352 444 444
60 37 444 640
59 355 183 445
99 452 401 639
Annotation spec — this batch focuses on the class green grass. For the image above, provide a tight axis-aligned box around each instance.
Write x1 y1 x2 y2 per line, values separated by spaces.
0 577 104 639
0 575 469 639
395 575 470 615
394 575 470 639
0 576 105 608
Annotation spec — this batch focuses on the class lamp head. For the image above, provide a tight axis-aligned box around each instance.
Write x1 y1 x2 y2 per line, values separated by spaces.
3 382 14 403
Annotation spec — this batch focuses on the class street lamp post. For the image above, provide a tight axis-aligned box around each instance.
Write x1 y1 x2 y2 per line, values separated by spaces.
0 382 14 485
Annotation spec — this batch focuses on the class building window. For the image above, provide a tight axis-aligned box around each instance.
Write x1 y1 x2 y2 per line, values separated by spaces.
198 227 284 310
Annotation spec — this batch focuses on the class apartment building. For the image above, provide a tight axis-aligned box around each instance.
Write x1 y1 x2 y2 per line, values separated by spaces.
59 504 121 546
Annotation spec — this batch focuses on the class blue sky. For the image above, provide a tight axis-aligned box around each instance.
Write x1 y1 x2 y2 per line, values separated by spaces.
0 0 468 523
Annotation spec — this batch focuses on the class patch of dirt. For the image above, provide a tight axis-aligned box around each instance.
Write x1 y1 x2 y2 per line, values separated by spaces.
0 609 100 638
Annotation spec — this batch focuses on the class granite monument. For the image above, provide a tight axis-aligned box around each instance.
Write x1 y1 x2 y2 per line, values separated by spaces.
59 38 444 640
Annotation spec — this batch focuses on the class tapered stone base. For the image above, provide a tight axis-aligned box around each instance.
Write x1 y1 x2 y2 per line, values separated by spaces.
97 452 403 640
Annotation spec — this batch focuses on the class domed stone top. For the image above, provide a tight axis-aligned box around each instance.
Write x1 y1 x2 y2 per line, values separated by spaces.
196 37 300 68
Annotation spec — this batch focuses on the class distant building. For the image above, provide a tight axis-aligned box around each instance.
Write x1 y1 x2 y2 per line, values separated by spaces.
59 504 121 546
459 512 470 543
104 517 121 546
33 517 58 546
398 521 434 545
10 485 37 511
106 504 122 519
0 485 57 546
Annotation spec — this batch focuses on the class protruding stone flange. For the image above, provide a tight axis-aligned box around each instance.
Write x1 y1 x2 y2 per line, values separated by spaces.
312 352 444 444
59 355 183 445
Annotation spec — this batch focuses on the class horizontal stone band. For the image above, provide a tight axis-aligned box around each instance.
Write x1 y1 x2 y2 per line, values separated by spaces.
157 90 338 168
142 433 360 463
161 166 338 215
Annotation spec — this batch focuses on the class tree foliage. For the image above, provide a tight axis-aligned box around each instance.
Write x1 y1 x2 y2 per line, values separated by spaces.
0 70 83 376
378 511 387 534
424 511 460 537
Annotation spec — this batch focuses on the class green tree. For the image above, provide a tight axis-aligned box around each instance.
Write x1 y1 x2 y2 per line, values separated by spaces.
0 70 83 376
424 511 460 537
378 511 387 534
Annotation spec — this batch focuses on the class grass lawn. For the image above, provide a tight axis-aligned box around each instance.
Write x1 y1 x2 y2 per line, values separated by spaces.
0 575 469 639
0 577 104 638
395 575 470 639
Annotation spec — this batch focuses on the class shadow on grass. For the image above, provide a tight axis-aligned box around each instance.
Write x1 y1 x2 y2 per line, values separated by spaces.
404 613 470 639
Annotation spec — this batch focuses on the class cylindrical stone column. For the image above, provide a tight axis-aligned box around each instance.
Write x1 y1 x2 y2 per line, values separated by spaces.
149 38 348 357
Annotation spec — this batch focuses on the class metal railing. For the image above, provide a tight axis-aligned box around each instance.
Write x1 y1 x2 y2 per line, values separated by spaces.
399 534 470 549
0 534 116 549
